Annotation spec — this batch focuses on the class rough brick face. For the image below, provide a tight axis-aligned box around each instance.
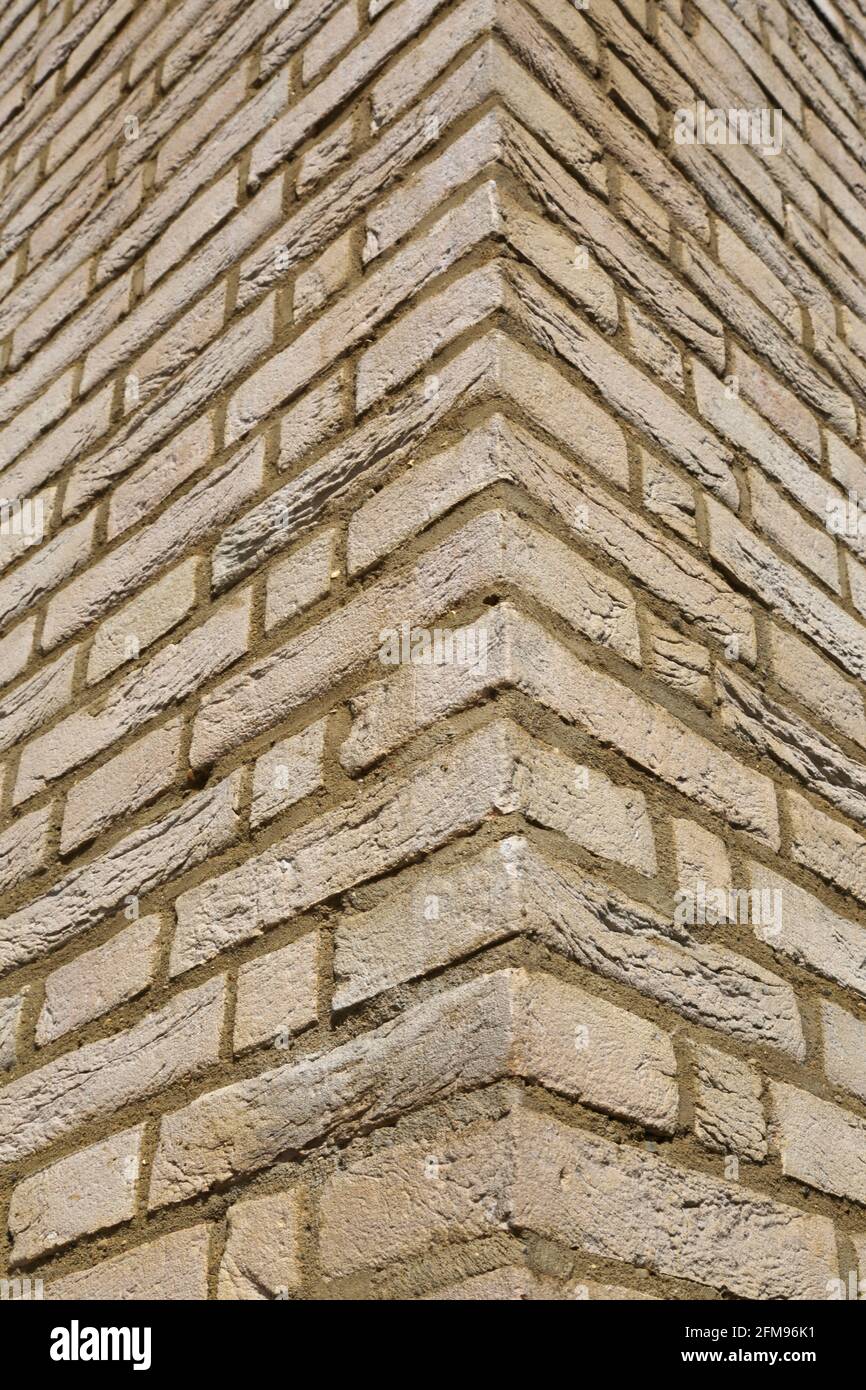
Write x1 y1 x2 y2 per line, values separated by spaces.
2 0 866 1309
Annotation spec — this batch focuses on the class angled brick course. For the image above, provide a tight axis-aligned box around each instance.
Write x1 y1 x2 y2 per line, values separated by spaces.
2 0 866 1305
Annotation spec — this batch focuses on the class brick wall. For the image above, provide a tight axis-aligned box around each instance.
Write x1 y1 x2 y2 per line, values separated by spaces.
1 0 866 1302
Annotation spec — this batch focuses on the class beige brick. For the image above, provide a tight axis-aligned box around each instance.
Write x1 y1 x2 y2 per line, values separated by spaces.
296 114 355 194
0 992 25 1072
821 1000 866 1105
226 183 496 443
174 719 656 975
0 647 76 756
689 1041 766 1161
516 1109 836 1299
44 445 261 650
125 286 225 415
0 382 112 505
320 1105 835 1298
0 772 242 977
706 496 866 680
607 50 658 133
748 469 839 592
748 860 866 999
37 915 163 1046
0 508 97 632
9 1126 144 1265
770 1081 866 1205
768 622 866 748
265 532 336 631
150 969 676 1208
65 295 273 517
616 169 669 255
107 417 213 541
234 933 319 1053
646 616 712 705
729 343 821 461
333 839 525 1008
47 1225 211 1300
18 592 251 804
787 788 866 904
87 558 201 684
81 184 280 398
60 720 184 854
156 64 249 184
0 977 225 1164
251 720 326 828
0 801 52 894
0 617 35 689
714 223 802 339
672 819 731 896
277 373 346 472
302 1 359 82
293 231 354 322
144 169 238 292
624 300 683 391
218 1190 303 1299
342 601 776 847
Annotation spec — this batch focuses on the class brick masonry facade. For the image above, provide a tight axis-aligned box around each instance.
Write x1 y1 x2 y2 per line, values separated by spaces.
1 0 866 1301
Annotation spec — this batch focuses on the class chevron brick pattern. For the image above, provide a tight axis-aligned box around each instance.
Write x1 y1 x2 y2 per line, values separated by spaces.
2 0 866 1302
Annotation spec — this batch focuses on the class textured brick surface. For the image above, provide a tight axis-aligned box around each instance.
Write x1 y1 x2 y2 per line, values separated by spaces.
2 0 866 1305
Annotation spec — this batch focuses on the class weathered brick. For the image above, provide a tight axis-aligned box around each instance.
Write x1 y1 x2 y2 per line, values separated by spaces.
770 1081 866 1205
303 1 359 82
44 446 261 650
60 720 184 854
0 648 76 756
9 1126 144 1265
226 182 497 444
821 1000 866 1105
646 616 712 706
321 1105 836 1298
342 601 776 846
0 977 225 1164
748 469 839 591
516 1107 836 1299
0 802 52 895
748 860 866 998
688 1041 767 1161
151 968 676 1208
106 417 213 541
767 621 866 748
265 532 336 632
17 591 251 804
87 558 201 685
143 168 238 292
672 819 731 896
218 1190 303 1299
47 1225 211 1300
786 788 866 904
124 287 226 416
296 114 355 194
251 720 327 828
175 717 655 975
640 451 697 542
706 496 866 680
0 992 24 1073
0 772 242 977
0 618 34 690
0 509 96 633
293 231 354 323
234 933 319 1053
37 915 163 1046
202 504 653 767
